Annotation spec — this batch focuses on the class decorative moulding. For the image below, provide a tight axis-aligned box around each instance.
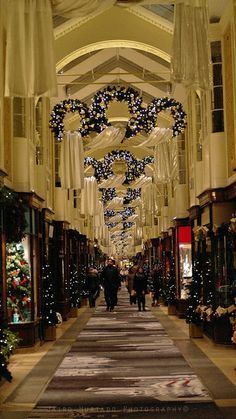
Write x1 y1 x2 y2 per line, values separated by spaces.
127 6 173 36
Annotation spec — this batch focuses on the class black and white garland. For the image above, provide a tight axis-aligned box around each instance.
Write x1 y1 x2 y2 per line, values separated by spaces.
104 207 135 220
146 97 187 137
100 188 117 203
49 99 90 141
123 188 141 204
90 86 146 138
99 187 141 204
49 86 187 141
105 221 135 229
84 150 153 184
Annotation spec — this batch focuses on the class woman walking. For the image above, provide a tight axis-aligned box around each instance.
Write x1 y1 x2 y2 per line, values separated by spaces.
127 265 137 305
86 266 100 308
133 266 148 311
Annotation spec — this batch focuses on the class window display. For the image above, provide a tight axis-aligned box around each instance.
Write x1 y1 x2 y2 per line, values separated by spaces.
179 244 192 299
6 238 32 323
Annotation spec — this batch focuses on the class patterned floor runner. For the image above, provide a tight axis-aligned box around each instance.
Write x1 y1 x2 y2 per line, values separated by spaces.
28 286 223 418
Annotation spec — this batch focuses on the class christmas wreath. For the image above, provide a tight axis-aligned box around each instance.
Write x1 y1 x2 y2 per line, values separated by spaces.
49 86 187 141
84 150 153 183
146 97 187 136
49 99 90 141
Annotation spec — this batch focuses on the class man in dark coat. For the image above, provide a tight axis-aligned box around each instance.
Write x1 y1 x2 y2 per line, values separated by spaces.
101 258 120 311
86 266 100 308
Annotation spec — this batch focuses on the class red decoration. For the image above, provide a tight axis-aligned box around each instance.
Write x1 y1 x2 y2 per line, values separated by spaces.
177 226 191 244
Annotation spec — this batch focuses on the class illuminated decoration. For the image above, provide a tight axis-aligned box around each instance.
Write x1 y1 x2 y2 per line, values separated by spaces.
104 209 116 218
106 221 135 230
165 255 177 305
90 85 146 138
123 221 135 229
42 262 57 327
123 188 141 204
85 150 153 184
111 231 130 240
146 97 187 137
104 207 135 220
49 87 187 141
84 157 108 182
100 188 117 203
186 257 202 325
49 99 90 141
69 264 81 308
105 221 119 228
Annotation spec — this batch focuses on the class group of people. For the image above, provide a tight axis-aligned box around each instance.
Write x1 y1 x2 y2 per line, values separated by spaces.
85 258 162 312
85 258 120 311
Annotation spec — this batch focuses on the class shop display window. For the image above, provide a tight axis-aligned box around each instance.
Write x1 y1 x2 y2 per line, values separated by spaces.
6 237 32 323
179 243 192 299
177 226 192 300
217 231 236 307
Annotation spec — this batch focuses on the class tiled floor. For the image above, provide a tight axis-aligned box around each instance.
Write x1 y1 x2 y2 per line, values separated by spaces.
0 296 235 418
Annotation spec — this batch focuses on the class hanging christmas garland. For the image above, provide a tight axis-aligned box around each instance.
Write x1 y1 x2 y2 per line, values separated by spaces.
0 187 27 243
104 207 135 220
106 220 135 230
100 188 117 203
49 99 90 141
123 188 141 204
146 97 187 137
89 85 146 138
123 221 135 229
49 86 187 141
85 150 153 184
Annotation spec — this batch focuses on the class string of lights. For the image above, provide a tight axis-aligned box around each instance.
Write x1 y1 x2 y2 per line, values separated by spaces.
49 86 187 141
85 150 153 184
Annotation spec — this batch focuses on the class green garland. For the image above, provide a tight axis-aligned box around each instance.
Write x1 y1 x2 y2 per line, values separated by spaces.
49 99 90 141
85 150 153 183
0 187 27 243
49 86 187 141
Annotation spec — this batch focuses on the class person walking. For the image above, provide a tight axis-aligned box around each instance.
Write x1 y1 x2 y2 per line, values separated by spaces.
150 263 161 307
133 266 148 311
86 266 100 308
127 265 137 305
101 258 120 312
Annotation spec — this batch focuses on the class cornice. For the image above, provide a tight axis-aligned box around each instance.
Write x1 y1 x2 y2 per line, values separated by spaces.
188 205 200 220
54 5 173 41
54 9 106 40
20 191 45 209
127 6 173 35
197 188 226 207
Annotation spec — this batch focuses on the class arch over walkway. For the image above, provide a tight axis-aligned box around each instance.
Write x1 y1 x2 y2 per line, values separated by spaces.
56 40 171 72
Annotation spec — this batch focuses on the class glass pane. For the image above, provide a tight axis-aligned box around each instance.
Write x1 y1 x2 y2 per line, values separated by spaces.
213 87 223 109
212 110 224 132
7 237 32 323
213 64 222 86
211 41 222 63
13 97 26 137
179 243 192 299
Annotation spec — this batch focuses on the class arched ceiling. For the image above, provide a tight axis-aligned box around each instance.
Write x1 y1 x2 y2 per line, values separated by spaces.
51 0 227 258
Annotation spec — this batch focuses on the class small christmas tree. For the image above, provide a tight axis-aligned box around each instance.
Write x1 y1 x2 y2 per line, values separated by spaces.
165 255 177 305
0 312 19 382
69 264 81 308
204 255 215 306
6 242 31 322
186 256 202 325
78 265 88 300
42 262 57 327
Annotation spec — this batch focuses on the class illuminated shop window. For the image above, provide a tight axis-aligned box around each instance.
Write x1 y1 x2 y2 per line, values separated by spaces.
6 238 32 323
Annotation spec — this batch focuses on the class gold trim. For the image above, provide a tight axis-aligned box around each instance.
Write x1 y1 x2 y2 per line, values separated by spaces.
56 40 170 72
